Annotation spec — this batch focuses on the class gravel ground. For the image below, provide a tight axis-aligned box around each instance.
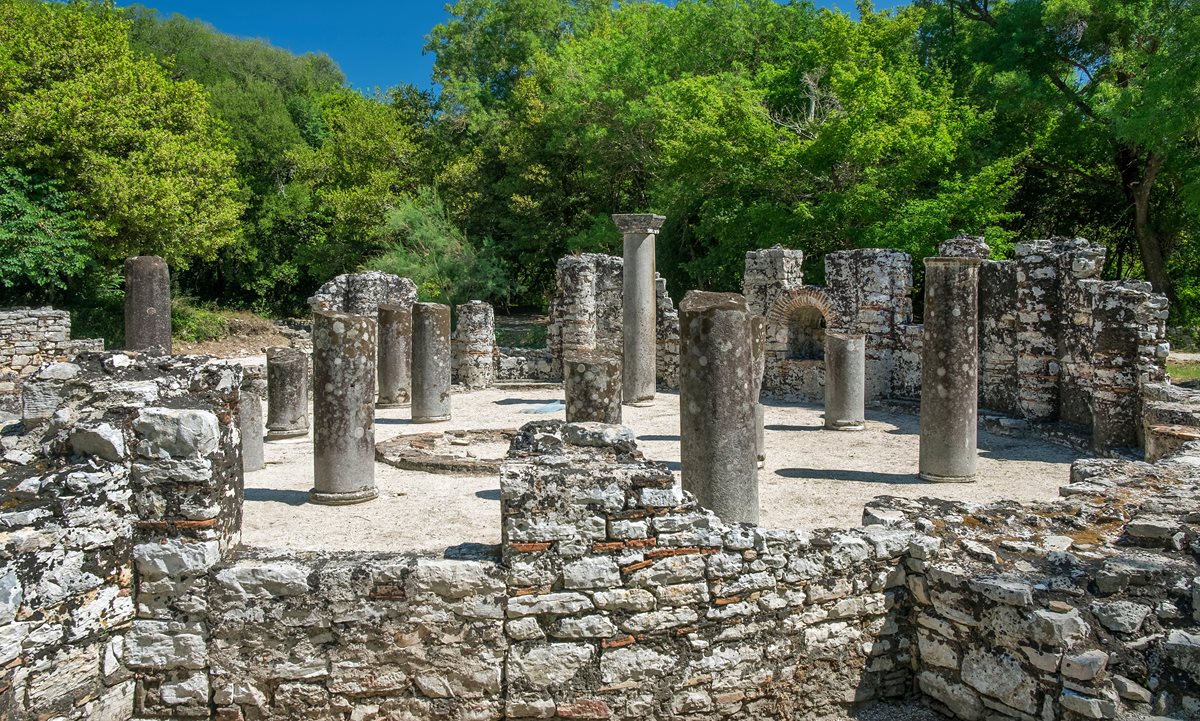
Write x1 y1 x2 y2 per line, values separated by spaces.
241 384 1083 553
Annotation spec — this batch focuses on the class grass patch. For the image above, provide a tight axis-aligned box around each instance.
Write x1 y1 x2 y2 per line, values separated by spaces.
1168 360 1200 383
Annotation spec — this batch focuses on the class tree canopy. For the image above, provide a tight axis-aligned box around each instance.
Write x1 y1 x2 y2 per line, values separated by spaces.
0 0 1195 326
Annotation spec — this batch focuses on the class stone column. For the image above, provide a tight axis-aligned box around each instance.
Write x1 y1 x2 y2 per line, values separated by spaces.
564 353 622 424
454 300 495 390
1090 285 1143 452
377 304 412 408
265 347 309 440
679 291 758 523
412 302 452 422
750 315 766 467
824 332 866 431
614 213 665 406
555 256 598 359
239 386 264 473
123 256 171 354
918 256 982 482
310 311 377 505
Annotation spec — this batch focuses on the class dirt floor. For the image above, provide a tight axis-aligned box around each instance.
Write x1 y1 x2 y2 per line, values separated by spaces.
241 384 1083 554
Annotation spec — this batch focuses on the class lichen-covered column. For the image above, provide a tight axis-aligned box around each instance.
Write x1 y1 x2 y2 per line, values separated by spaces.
555 256 598 360
311 311 377 505
679 291 758 523
824 332 866 431
265 346 309 440
918 256 982 482
614 213 665 406
750 315 766 467
377 303 412 408
564 352 622 424
239 384 264 473
412 302 452 422
123 256 171 354
454 300 495 390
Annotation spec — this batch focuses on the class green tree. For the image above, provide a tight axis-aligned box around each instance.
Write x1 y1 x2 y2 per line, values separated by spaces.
923 0 1200 307
0 0 244 266
0 165 90 295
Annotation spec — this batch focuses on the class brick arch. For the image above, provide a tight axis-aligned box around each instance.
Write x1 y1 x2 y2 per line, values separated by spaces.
766 287 835 330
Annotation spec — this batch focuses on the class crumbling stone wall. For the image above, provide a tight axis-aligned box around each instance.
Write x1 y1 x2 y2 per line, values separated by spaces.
0 352 242 720
503 254 680 387
869 443 1200 719
742 240 1168 451
0 307 103 413
308 271 418 316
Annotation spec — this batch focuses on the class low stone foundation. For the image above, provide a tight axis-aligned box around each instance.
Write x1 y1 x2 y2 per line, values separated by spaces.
0 307 103 414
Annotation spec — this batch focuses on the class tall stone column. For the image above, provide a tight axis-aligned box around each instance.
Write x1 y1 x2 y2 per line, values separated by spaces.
614 213 665 406
265 347 309 440
412 302 452 422
679 291 758 523
454 300 495 390
564 352 622 424
377 304 412 408
555 256 598 360
824 332 866 431
750 315 766 467
918 256 982 482
123 256 171 354
311 311 377 505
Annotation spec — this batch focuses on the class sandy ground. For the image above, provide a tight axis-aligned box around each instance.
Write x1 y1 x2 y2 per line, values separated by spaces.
241 384 1082 554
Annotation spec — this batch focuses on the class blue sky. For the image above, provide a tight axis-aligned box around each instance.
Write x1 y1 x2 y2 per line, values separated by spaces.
119 1 885 93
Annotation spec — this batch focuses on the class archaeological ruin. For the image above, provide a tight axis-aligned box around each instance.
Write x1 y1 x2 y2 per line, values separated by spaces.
0 228 1196 721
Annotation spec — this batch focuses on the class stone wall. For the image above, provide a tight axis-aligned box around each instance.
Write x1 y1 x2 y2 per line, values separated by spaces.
1 348 1198 719
0 307 104 413
742 240 1169 452
0 352 242 720
505 253 680 388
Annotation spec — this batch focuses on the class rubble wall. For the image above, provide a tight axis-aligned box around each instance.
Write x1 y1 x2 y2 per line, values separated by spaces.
539 254 679 389
0 353 242 720
0 307 103 413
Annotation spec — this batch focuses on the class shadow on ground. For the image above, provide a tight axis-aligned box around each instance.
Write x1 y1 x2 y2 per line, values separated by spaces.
774 467 922 485
245 488 309 505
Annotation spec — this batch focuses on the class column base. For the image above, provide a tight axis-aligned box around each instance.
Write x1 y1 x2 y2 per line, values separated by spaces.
376 401 411 409
265 428 308 441
623 398 655 408
918 471 976 483
308 487 379 505
824 421 866 431
411 414 451 423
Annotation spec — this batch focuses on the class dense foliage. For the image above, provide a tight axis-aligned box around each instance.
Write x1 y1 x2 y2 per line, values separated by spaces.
0 0 1195 331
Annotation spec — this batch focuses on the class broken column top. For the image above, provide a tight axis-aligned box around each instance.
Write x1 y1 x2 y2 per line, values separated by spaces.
679 290 749 315
937 235 991 259
612 213 666 234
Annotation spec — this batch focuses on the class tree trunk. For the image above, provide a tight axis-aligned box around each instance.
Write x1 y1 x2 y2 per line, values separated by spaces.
1116 145 1174 301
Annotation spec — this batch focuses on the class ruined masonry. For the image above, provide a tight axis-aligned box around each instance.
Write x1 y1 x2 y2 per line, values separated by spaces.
743 239 1168 451
0 307 102 413
1 355 1197 719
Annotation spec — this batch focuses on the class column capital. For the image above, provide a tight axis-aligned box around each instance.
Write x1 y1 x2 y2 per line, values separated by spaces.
612 213 666 235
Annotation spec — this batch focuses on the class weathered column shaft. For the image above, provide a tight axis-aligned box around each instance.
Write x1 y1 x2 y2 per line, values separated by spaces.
750 315 766 466
615 214 665 406
311 311 377 504
265 347 309 440
123 256 171 354
824 332 866 431
239 387 264 473
412 302 452 422
564 353 622 424
377 304 412 408
555 257 599 359
679 291 758 523
454 300 496 390
919 256 981 482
